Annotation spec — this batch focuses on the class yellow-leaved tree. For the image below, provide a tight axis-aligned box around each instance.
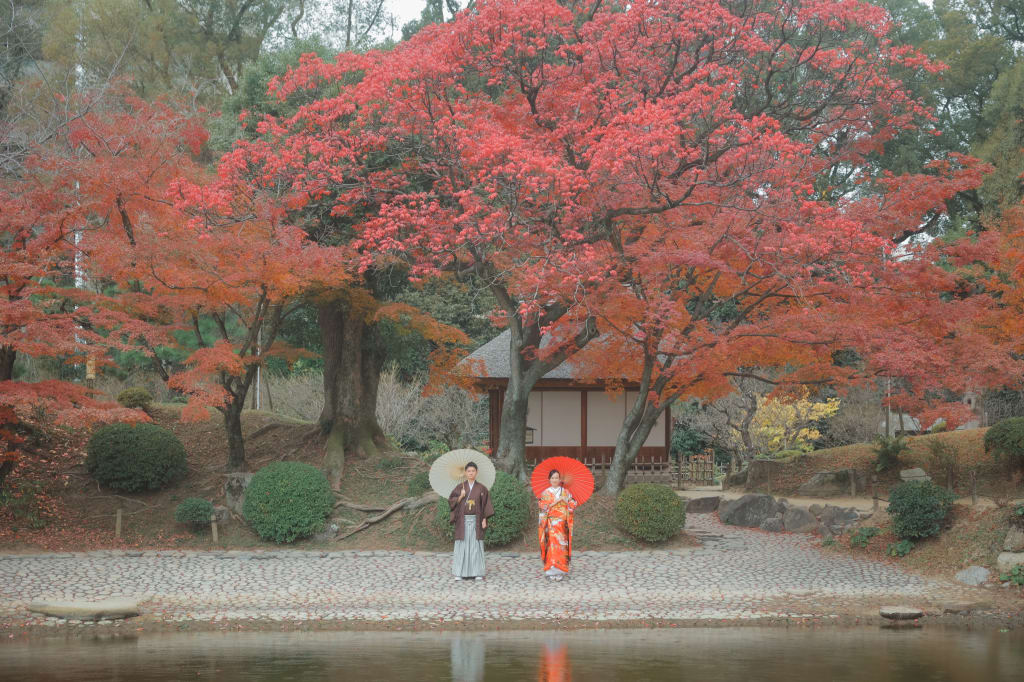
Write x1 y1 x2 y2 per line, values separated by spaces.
749 394 841 455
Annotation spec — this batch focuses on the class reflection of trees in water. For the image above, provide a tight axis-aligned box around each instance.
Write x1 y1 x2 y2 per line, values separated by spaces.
450 634 485 682
539 641 571 682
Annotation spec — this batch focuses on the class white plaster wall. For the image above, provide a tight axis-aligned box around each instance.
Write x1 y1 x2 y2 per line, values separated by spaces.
526 391 544 445
539 391 581 446
626 391 666 447
586 391 626 447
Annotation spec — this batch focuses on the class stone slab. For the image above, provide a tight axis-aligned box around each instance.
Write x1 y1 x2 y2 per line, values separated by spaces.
27 598 139 621
879 605 923 620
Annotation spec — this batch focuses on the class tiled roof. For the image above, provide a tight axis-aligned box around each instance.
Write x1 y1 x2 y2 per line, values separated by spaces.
462 330 578 380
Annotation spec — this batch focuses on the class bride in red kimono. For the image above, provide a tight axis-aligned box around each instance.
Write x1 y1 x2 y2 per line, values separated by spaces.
538 470 578 580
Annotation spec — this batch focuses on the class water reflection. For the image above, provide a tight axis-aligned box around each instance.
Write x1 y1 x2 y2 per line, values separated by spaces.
0 627 1021 681
538 641 571 682
451 634 485 682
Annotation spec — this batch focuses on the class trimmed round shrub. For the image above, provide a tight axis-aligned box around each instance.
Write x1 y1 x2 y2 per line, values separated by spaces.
887 480 956 540
242 461 333 543
433 472 533 547
615 483 685 543
484 471 532 547
407 471 431 497
175 498 214 527
984 417 1024 468
116 387 153 410
87 423 187 492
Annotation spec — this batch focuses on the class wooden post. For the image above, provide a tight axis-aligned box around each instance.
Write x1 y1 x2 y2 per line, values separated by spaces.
849 468 857 497
211 514 219 544
872 475 878 513
115 508 123 539
971 469 978 506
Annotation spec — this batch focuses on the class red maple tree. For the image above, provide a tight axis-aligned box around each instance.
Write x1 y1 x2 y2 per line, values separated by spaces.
251 0 1017 481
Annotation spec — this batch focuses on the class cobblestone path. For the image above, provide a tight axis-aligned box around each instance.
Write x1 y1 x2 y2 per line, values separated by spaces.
0 516 981 626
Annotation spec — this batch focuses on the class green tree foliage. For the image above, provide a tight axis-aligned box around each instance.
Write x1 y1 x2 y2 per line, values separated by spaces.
482 471 531 547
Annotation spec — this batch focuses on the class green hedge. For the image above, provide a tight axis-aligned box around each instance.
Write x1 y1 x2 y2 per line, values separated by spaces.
984 417 1024 467
87 423 187 492
175 498 214 527
242 462 333 543
433 472 533 547
615 483 685 543
116 387 153 410
887 480 956 540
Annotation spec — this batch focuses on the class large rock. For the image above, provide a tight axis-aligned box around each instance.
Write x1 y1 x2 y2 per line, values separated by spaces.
819 505 861 533
224 472 254 516
745 460 782 491
900 468 931 483
879 605 923 621
760 516 785 532
28 598 139 621
723 470 747 489
212 505 231 524
997 552 1024 573
783 507 819 533
686 496 720 514
719 494 779 528
955 566 991 586
797 470 867 497
1004 527 1024 552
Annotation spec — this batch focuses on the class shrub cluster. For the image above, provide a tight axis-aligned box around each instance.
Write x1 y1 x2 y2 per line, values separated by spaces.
873 435 908 473
242 461 333 543
116 387 153 410
984 417 1024 468
887 480 956 540
614 483 685 543
175 498 214 527
87 423 187 492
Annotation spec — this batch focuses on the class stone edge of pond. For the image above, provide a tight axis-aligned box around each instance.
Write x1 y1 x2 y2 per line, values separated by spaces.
2 610 1022 641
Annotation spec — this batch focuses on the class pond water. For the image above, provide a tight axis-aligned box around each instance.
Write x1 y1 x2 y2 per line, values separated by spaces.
1 627 1021 681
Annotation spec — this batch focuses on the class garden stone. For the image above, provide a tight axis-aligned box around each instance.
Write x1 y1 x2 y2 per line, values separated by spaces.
723 470 747 489
313 523 340 542
996 552 1024 573
28 598 139 621
223 472 254 516
954 566 990 586
879 605 923 621
783 507 819 534
819 505 860 532
797 470 866 497
1003 527 1024 552
212 505 231 524
899 468 931 483
686 496 720 514
808 504 823 517
719 494 778 528
759 517 785 532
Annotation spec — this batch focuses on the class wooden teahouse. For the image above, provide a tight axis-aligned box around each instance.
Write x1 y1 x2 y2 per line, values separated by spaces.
465 331 671 466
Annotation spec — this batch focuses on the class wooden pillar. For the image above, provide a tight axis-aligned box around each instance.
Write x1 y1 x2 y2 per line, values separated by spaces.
488 388 500 454
664 403 672 462
580 390 588 461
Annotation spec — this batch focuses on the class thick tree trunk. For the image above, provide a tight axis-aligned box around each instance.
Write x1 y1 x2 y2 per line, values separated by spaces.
0 460 14 492
223 399 247 472
318 300 386 487
492 312 598 481
0 345 15 381
600 400 668 496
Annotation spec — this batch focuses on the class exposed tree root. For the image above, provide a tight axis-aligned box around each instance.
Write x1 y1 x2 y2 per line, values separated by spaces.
335 492 438 539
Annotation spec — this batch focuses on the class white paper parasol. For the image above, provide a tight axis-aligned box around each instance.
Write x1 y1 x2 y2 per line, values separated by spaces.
429 449 496 497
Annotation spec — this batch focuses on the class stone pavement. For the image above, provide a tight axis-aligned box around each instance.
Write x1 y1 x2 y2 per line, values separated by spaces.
0 516 982 627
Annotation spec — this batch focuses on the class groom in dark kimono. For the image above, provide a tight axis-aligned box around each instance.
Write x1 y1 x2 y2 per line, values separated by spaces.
448 462 494 580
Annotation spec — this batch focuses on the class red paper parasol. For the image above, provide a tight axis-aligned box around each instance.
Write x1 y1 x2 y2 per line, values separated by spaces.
530 457 595 505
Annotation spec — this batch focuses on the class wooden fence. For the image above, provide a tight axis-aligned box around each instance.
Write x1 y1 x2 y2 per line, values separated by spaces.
579 452 718 488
